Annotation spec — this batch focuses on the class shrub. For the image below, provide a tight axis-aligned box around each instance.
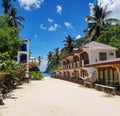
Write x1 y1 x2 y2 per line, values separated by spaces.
30 71 44 80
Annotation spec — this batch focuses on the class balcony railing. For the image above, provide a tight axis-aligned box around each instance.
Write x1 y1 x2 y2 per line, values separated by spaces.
61 60 89 70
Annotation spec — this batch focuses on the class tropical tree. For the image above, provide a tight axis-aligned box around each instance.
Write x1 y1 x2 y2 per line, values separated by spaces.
0 15 22 59
38 56 42 66
47 51 53 65
46 48 61 71
2 0 25 28
2 0 16 14
54 48 60 65
63 35 74 54
2 0 11 14
1 0 25 58
8 7 25 27
97 24 120 57
85 3 120 41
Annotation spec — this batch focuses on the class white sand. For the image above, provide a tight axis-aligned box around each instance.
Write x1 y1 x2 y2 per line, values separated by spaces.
0 77 120 116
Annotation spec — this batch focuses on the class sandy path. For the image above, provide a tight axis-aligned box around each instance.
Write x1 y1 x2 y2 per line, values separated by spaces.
0 77 120 116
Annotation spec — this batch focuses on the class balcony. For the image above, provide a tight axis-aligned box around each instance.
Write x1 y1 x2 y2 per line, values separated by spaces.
84 60 89 65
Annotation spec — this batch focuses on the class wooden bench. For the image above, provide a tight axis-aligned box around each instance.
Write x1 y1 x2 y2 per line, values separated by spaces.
95 84 117 95
84 82 93 88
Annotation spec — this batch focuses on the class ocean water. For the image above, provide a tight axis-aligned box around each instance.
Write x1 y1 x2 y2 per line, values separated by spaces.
41 72 51 77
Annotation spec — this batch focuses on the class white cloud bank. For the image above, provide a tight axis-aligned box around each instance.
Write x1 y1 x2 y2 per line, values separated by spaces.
18 0 44 10
48 24 59 31
99 0 120 20
64 22 73 29
89 0 120 20
56 5 62 15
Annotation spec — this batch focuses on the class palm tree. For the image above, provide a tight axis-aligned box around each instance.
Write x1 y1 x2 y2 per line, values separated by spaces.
38 56 42 66
8 7 25 27
85 3 120 41
63 35 74 54
54 48 60 65
2 0 11 14
2 0 16 14
2 0 24 28
47 51 53 65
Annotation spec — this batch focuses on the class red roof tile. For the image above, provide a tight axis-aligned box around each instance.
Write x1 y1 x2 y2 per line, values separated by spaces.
82 41 117 50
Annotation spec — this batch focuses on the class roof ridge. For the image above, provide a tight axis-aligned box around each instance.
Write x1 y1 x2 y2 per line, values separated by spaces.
82 41 117 49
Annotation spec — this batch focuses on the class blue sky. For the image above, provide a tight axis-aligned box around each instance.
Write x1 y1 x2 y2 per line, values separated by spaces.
0 0 120 71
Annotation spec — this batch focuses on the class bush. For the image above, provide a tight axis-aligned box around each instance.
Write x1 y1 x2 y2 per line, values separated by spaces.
30 71 44 80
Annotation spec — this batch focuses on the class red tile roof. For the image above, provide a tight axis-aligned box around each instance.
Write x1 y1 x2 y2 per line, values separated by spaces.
82 41 117 50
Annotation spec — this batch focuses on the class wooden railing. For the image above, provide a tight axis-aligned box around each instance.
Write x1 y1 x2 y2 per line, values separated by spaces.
95 84 117 95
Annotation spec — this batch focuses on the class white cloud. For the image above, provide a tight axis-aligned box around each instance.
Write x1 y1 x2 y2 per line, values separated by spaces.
56 5 62 15
76 35 81 39
48 24 59 31
40 24 47 30
89 0 120 20
64 22 73 29
18 0 44 10
99 0 120 20
48 18 53 23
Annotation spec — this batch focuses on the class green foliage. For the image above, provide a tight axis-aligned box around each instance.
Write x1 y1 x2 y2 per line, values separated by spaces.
0 52 12 71
2 0 25 27
0 52 26 89
59 47 68 59
12 63 26 78
97 24 120 57
30 71 44 80
51 62 61 71
8 7 25 28
63 35 74 54
38 56 42 66
0 72 8 82
46 47 61 71
85 3 120 41
74 37 86 48
30 66 40 72
0 1 26 91
6 63 26 87
0 15 22 59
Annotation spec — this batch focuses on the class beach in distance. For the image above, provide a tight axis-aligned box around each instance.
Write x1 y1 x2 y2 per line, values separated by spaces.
41 72 51 77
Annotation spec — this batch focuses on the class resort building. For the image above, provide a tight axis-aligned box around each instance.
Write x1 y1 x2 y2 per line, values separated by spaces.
17 39 30 78
53 41 120 93
17 39 30 64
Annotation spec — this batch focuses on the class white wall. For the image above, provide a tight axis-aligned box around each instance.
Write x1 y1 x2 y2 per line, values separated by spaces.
85 49 116 64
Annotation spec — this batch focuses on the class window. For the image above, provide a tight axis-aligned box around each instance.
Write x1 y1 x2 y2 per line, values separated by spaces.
99 52 107 61
99 70 104 83
114 70 119 84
